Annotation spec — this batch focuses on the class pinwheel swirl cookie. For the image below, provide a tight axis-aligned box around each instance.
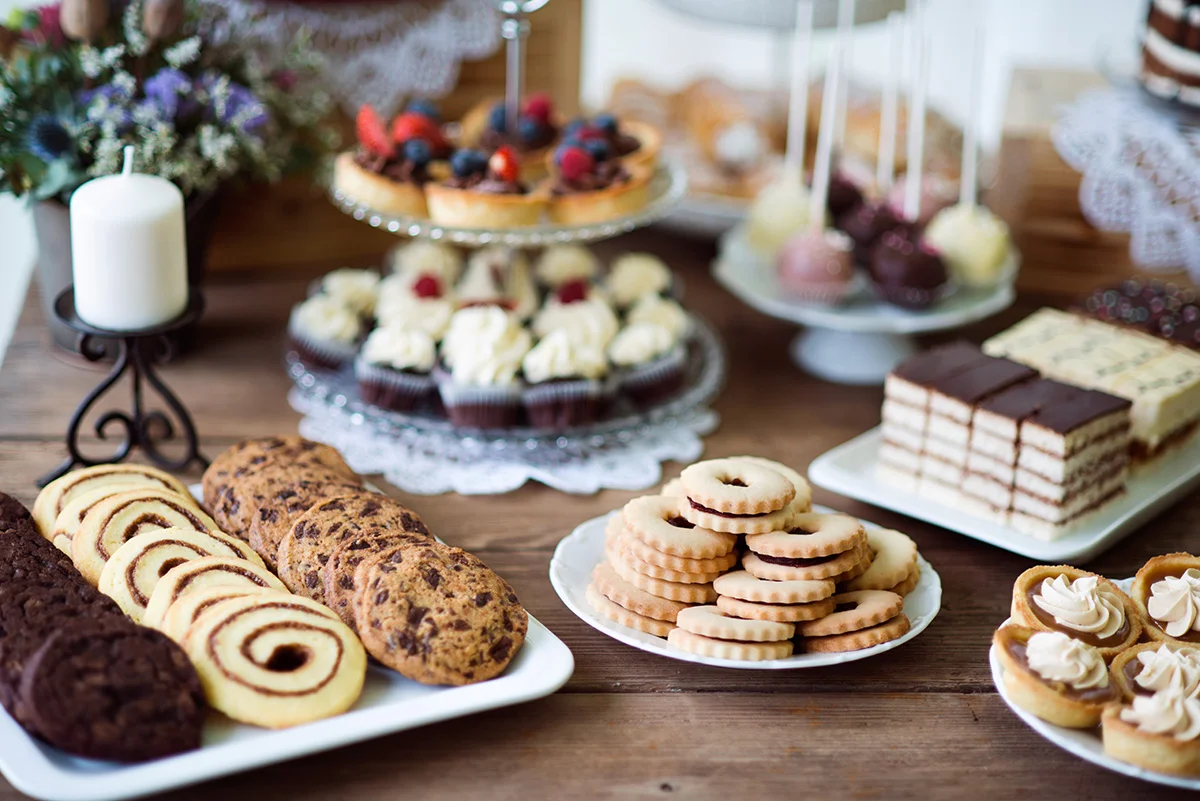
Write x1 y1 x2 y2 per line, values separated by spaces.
143 556 287 631
33 464 190 540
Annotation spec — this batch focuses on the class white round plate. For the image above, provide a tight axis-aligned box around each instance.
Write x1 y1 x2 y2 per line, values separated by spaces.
714 224 1017 334
991 578 1200 791
549 504 941 669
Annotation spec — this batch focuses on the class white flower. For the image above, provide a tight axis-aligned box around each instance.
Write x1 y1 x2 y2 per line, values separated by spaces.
164 36 201 69
112 70 137 97
0 85 12 111
123 0 150 56
79 45 104 78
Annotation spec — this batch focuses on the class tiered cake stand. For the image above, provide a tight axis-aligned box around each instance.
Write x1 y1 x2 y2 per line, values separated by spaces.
303 163 727 495
713 224 1018 386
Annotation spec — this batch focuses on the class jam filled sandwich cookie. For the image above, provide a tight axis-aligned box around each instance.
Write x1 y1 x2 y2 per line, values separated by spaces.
621 495 739 559
678 458 796 535
183 591 366 729
668 606 795 661
797 590 911 654
590 561 694 625
742 542 872 583
586 583 674 637
843 528 920 595
1011 565 1143 661
608 514 738 574
713 570 837 623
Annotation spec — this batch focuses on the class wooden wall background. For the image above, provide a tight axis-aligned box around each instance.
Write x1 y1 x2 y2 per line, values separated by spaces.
205 0 583 274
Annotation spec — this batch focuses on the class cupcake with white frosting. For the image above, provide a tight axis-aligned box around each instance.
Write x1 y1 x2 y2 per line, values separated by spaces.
318 268 381 317
288 294 363 371
388 240 464 286
606 252 672 308
607 321 687 406
532 296 620 350
375 272 455 342
462 246 540 319
626 294 691 340
435 307 532 428
355 326 437 411
534 244 600 289
521 329 613 429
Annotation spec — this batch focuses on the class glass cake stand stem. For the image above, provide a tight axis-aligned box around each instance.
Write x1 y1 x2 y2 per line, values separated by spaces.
789 328 916 386
492 0 548 131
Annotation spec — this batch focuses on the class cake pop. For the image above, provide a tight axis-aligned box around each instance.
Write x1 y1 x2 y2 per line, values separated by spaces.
825 0 865 219
837 201 913 263
886 173 956 227
869 228 948 310
746 0 815 257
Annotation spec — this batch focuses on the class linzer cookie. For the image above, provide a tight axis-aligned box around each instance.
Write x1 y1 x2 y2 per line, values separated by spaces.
621 496 738 559
591 562 692 623
666 628 793 661
71 488 218 586
97 527 265 623
742 543 870 582
745 512 865 560
843 528 918 592
678 458 795 534
277 494 430 602
351 541 528 686
143 556 287 631
32 464 191 539
586 583 674 637
803 614 911 654
797 590 905 638
606 536 724 585
725 456 813 514
183 591 366 728
609 556 717 604
716 594 836 623
675 605 794 642
713 570 835 605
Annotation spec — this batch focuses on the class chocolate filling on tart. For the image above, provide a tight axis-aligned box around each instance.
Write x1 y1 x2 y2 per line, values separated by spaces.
608 131 641 156
553 160 631 195
355 153 430 185
481 125 558 152
1004 637 1121 704
443 173 527 195
1141 566 1200 643
687 498 771 519
1122 658 1155 697
1025 586 1131 648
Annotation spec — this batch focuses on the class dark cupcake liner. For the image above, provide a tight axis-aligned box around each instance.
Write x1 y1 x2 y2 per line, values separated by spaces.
434 369 524 429
618 343 687 406
522 377 615 430
354 357 435 412
287 325 358 372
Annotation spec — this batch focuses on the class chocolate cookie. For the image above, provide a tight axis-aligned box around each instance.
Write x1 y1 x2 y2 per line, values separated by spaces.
245 477 369 570
351 541 528 685
17 619 205 761
278 494 430 603
323 530 430 627
203 437 354 516
0 492 38 540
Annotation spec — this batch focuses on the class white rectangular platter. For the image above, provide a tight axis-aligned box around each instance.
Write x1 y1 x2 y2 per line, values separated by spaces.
0 485 574 801
808 426 1200 563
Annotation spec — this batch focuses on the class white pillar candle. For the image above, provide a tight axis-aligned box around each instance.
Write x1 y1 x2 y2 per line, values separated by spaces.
70 147 188 331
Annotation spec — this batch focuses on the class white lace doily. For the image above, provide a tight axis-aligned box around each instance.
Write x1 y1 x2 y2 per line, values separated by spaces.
1053 89 1200 281
291 389 718 495
198 0 501 116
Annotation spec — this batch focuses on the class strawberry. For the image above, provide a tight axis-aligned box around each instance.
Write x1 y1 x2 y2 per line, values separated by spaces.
523 92 553 123
488 146 520 183
390 112 447 151
356 104 394 158
557 279 588 305
574 125 605 142
412 274 442 299
557 146 594 181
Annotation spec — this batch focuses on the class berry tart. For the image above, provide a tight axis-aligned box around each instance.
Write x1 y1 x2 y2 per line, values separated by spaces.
460 93 561 183
561 112 662 173
333 105 442 218
425 146 549 228
547 143 652 226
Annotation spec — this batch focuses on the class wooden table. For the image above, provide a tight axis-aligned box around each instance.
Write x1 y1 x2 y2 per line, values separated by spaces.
2 229 1198 801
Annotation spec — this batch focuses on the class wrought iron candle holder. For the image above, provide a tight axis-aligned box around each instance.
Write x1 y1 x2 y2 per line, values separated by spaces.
38 288 209 487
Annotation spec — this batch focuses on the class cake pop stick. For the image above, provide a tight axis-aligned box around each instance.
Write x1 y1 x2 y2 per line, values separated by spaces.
784 0 814 180
876 11 903 193
960 20 984 207
902 30 929 222
810 39 844 233
833 0 856 152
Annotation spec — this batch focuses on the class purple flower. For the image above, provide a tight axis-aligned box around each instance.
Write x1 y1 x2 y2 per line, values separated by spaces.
26 115 71 161
143 68 194 120
78 83 133 129
225 83 268 133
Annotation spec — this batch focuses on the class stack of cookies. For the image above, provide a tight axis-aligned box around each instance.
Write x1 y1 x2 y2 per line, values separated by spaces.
0 491 206 761
204 437 529 687
589 457 920 661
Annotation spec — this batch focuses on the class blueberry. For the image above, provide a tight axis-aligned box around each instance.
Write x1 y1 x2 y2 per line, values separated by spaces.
564 117 587 137
488 103 507 133
593 112 618 135
518 116 543 144
582 138 611 162
553 144 572 166
403 139 432 166
406 98 441 121
451 149 486 178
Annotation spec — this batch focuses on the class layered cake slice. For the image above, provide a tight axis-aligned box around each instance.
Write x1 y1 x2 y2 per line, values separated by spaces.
1142 0 1200 106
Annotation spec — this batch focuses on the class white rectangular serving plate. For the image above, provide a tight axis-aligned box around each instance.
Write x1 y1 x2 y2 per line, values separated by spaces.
808 426 1200 563
0 484 574 801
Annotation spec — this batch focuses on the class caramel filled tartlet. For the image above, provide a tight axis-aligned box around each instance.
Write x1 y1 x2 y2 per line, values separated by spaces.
994 625 1121 728
1132 553 1200 645
1011 564 1143 661
1103 689 1200 777
1111 641 1200 702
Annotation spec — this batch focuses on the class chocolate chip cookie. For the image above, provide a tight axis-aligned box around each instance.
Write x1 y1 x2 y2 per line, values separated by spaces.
203 437 354 515
351 541 527 685
245 476 370 570
323 530 431 626
277 494 430 603
213 462 355 542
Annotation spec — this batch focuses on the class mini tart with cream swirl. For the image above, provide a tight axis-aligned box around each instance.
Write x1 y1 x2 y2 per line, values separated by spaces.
1011 564 1143 661
1132 553 1200 645
1103 689 1200 777
1111 641 1200 702
994 625 1120 728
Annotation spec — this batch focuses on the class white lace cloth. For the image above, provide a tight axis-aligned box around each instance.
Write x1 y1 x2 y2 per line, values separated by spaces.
1053 89 1200 281
198 0 501 116
290 388 717 495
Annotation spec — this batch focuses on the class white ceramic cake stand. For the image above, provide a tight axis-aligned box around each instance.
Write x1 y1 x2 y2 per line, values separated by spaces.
713 225 1018 385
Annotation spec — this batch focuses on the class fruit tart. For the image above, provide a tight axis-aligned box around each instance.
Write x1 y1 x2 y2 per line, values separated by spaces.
425 146 549 229
334 105 442 218
460 93 561 182
547 143 651 226
561 112 662 172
